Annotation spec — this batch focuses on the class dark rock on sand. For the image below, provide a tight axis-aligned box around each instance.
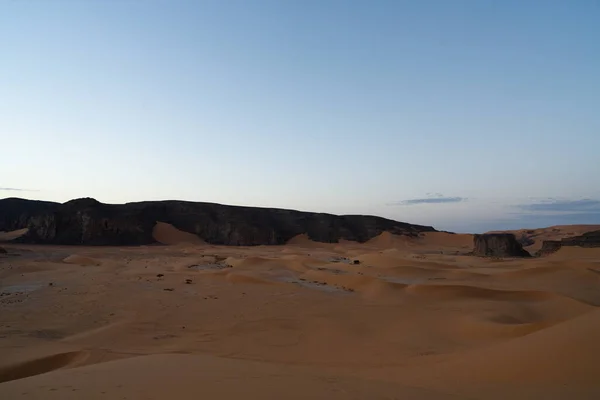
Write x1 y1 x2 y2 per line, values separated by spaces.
0 197 437 246
536 230 600 256
473 233 531 258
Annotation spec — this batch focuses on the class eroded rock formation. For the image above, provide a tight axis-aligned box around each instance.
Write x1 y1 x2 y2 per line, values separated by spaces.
473 233 531 257
0 197 436 246
536 230 600 256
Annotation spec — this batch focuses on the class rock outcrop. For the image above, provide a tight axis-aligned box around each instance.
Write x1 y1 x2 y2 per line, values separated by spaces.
536 240 563 256
473 233 531 257
0 197 436 246
536 230 600 256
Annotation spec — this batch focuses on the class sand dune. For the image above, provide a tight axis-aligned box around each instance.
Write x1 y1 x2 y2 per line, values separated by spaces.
364 231 474 254
0 351 89 384
547 246 600 259
404 283 555 301
224 271 276 285
354 251 410 267
62 254 100 266
405 309 600 386
0 228 28 242
285 234 345 249
152 222 205 245
0 353 465 399
286 233 318 246
365 231 417 248
419 231 474 249
1 227 599 399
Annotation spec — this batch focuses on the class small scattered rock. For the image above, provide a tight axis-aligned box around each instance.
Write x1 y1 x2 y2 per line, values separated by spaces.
163 288 174 291
352 260 360 265
185 279 193 284
48 282 54 286
156 274 164 278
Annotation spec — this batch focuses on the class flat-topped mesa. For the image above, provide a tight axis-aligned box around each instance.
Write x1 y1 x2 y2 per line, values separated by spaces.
537 230 600 256
0 197 437 246
473 233 531 258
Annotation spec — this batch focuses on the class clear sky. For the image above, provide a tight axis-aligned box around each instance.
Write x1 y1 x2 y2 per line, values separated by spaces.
1 0 599 233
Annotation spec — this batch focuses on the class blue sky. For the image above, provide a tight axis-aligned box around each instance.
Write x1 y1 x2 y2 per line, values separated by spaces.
1 0 599 233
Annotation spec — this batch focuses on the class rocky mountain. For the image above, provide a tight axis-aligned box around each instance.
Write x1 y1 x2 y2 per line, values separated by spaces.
0 197 436 246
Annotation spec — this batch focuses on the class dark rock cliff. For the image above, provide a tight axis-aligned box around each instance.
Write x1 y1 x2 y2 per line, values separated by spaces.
473 233 531 257
0 197 437 246
536 230 600 256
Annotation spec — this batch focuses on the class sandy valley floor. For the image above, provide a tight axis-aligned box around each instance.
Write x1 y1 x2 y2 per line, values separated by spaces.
1 227 600 399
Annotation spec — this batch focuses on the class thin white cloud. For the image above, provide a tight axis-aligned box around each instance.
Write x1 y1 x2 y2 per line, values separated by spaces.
0 187 39 192
388 196 466 206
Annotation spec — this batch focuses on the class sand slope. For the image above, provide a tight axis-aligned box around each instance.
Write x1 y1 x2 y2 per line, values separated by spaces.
0 353 467 400
389 309 600 399
152 222 206 245
62 254 100 266
0 228 28 242
429 309 600 383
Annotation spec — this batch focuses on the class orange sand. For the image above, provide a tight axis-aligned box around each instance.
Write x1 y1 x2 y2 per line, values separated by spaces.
1 226 599 399
152 222 206 245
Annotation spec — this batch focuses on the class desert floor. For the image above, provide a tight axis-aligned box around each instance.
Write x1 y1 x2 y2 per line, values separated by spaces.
1 227 600 399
